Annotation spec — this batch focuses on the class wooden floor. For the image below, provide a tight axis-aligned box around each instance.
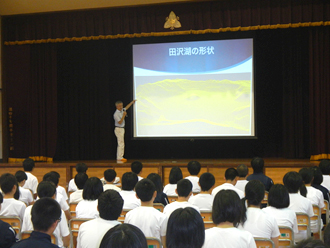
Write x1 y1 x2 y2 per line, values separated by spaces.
0 158 319 190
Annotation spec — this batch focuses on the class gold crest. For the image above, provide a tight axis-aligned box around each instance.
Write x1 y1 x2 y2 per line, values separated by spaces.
164 11 181 30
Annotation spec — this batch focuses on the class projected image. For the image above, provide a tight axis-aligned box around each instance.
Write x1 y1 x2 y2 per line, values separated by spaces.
133 39 254 137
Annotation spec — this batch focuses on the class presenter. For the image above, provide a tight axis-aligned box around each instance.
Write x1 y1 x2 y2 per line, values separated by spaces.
113 99 136 162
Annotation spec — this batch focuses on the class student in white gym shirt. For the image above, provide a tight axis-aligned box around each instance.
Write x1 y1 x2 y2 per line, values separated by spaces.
103 169 121 192
185 161 202 193
319 159 330 191
163 167 183 197
212 168 244 199
22 158 38 199
68 163 88 193
235 164 249 192
119 172 141 210
15 170 34 206
69 173 88 203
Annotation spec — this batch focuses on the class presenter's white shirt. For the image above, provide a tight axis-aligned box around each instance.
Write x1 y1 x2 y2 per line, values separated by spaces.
69 189 83 203
22 205 70 248
23 172 38 195
211 183 245 199
124 206 168 239
262 206 298 233
321 175 330 191
76 200 99 219
188 193 214 211
77 218 121 248
203 227 256 248
163 184 177 196
18 186 33 205
239 207 280 239
68 178 78 192
114 109 125 127
57 186 68 201
0 198 26 221
306 186 325 208
119 190 141 209
163 201 200 217
185 176 201 193
103 184 121 192
235 180 249 192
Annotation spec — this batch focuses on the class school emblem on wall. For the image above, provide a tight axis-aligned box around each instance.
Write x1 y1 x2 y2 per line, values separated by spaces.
164 11 181 30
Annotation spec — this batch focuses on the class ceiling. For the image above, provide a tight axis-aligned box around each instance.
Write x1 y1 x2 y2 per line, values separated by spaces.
0 0 193 16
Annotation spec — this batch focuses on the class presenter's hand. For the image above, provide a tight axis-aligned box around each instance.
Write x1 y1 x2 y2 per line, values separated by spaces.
123 111 127 116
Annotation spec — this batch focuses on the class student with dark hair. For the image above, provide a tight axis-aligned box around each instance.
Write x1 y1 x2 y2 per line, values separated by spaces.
240 180 280 247
77 190 123 248
294 238 327 248
235 164 249 192
125 179 167 246
211 168 244 198
22 158 38 199
103 169 121 192
283 172 313 242
68 163 88 192
0 173 26 220
100 223 147 248
188 172 215 211
204 190 255 248
147 173 169 206
76 177 103 218
312 166 330 202
69 173 89 203
21 181 70 248
163 167 183 196
319 159 330 191
12 197 62 248
15 170 34 206
166 207 204 248
119 172 141 209
185 161 201 193
131 161 144 181
263 184 298 235
247 157 274 191
163 179 200 217
50 171 68 203
0 193 16 248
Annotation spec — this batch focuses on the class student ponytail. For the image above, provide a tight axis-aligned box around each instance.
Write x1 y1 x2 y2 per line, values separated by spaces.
240 197 247 225
299 184 307 197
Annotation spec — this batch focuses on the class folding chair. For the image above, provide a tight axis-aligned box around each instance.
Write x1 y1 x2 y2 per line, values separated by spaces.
254 237 275 248
0 216 22 239
118 209 131 223
261 191 269 205
153 203 165 212
322 200 329 226
311 205 322 239
278 226 294 247
69 218 92 248
146 237 162 248
296 212 311 238
21 231 58 245
200 211 212 222
167 195 178 203
204 221 216 229
69 202 78 218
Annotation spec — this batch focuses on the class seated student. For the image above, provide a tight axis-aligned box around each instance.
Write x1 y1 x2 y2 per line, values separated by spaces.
68 163 88 192
69 173 88 203
163 167 183 196
163 179 200 217
100 223 147 248
211 168 244 199
311 166 330 202
15 170 34 206
185 161 201 193
50 171 68 202
22 158 38 199
247 157 274 191
12 197 62 248
283 171 313 242
43 172 71 221
131 161 144 181
0 193 16 248
76 177 103 218
166 207 204 248
204 190 256 248
235 164 249 192
147 173 169 206
239 180 280 247
103 169 121 192
188 172 215 211
119 172 141 209
21 181 70 248
263 184 298 235
294 238 327 248
319 159 330 191
0 173 26 220
125 179 167 246
77 190 123 248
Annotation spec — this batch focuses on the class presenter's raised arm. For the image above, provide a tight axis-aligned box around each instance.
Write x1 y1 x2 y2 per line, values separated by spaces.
124 99 137 110
118 111 127 124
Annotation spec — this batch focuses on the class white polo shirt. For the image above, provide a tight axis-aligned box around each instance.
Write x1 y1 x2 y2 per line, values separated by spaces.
18 186 33 205
23 172 38 195
204 227 256 248
163 201 200 217
69 189 83 204
0 198 26 221
188 193 214 211
119 191 141 210
235 180 249 192
211 183 245 199
306 186 325 208
103 184 121 193
57 186 68 201
163 184 177 196
114 109 125 127
21 205 70 248
68 179 78 192
239 207 280 239
76 200 99 219
56 192 69 211
321 175 330 191
262 206 298 233
77 218 121 248
185 176 201 193
124 206 168 240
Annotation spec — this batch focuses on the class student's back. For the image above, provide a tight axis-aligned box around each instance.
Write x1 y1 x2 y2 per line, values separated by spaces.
185 161 201 193
246 157 273 191
0 194 16 248
119 172 141 210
